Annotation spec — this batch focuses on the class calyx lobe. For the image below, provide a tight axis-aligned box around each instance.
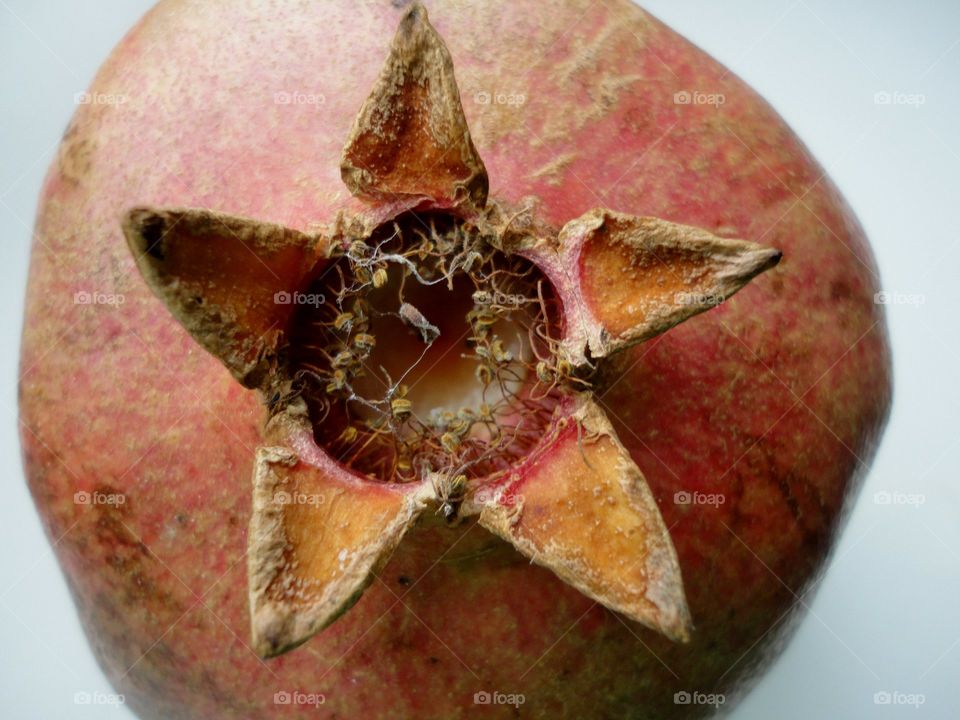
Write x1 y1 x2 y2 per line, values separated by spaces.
122 207 326 390
477 394 692 642
340 3 488 213
248 406 428 657
538 208 782 365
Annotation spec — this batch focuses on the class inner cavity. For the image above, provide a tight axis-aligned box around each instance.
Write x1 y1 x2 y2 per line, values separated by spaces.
287 212 570 483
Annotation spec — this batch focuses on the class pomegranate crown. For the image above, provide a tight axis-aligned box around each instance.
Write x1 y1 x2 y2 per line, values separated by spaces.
122 3 780 658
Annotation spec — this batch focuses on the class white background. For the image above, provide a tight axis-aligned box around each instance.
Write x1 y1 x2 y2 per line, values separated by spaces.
1 1 957 718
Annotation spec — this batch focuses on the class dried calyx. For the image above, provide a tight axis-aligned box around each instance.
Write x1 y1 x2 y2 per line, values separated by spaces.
123 3 781 658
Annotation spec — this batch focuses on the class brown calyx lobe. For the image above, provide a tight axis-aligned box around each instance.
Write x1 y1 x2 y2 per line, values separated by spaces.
340 2 488 212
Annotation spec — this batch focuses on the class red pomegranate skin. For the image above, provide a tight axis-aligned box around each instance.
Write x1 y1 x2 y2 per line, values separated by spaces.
19 0 891 718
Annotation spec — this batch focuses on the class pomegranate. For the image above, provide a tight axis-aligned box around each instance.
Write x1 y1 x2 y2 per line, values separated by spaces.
20 1 891 719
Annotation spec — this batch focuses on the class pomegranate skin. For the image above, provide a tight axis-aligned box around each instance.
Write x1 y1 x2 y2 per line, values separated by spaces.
19 1 891 719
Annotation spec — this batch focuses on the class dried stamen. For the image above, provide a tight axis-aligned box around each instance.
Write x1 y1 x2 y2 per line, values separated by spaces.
288 212 571 483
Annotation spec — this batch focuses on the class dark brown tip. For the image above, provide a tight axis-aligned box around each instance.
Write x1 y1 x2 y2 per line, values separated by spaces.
123 207 168 262
400 1 427 31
